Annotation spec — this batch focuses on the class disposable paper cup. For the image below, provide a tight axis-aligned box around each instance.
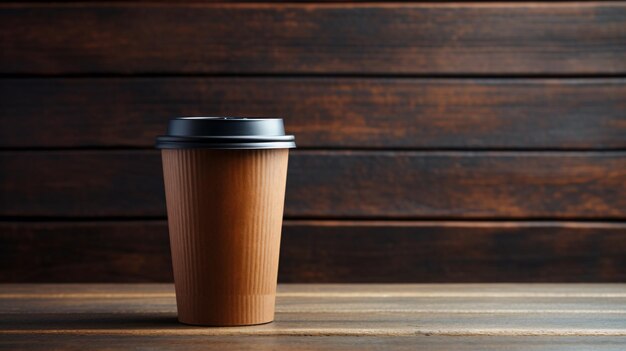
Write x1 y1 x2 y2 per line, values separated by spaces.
156 117 295 326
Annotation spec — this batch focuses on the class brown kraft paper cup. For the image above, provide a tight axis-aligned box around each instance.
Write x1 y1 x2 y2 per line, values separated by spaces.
157 117 294 326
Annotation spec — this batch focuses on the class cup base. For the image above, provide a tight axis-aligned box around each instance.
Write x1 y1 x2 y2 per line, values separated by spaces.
175 293 276 327
177 318 275 327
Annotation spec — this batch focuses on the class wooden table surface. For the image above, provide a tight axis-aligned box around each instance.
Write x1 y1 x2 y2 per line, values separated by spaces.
1 284 625 350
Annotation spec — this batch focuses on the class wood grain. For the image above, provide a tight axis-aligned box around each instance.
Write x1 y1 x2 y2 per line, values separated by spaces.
2 285 625 348
1 3 625 74
0 151 624 218
2 335 626 351
0 284 625 348
279 221 626 283
3 283 626 313
1 221 625 282
2 311 626 336
2 78 625 149
4 283 626 297
5 295 626 315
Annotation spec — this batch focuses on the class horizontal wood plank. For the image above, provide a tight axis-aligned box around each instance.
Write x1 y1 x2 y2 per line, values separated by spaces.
2 284 626 349
5 283 626 297
0 151 624 218
1 3 625 74
279 221 626 282
1 284 626 338
5 294 626 314
2 78 625 149
3 335 626 351
1 221 625 282
2 311 626 336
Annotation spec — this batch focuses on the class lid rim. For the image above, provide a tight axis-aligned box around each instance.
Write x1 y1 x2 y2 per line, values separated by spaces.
156 135 295 142
155 141 296 150
155 116 296 150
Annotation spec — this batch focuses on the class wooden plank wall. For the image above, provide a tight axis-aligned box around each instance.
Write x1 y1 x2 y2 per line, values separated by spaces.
0 2 625 282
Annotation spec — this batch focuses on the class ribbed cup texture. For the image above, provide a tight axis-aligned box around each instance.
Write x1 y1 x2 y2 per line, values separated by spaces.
161 149 289 326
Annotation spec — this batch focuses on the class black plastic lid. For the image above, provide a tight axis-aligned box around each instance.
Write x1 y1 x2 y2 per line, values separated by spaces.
155 117 296 149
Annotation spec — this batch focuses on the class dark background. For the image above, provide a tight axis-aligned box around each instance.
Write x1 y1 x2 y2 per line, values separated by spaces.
1 2 625 282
